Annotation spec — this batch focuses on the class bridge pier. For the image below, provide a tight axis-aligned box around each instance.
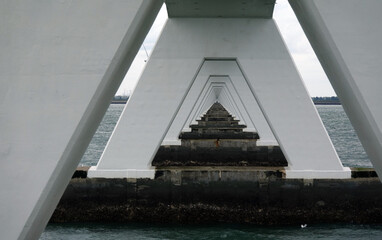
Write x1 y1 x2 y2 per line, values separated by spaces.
5 0 382 239
0 0 162 239
289 0 382 179
89 15 350 179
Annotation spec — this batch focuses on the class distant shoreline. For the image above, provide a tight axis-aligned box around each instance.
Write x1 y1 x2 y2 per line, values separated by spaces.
111 97 342 105
313 102 341 105
312 96 341 105
111 100 127 104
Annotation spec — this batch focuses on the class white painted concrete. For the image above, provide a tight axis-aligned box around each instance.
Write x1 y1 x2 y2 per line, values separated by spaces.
90 18 349 179
190 84 242 125
286 168 352 179
164 61 275 145
165 0 275 18
162 61 261 145
0 0 162 239
289 0 382 180
188 84 241 125
184 78 249 128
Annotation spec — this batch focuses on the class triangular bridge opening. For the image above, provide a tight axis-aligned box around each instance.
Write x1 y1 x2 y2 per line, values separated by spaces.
180 102 258 139
152 102 287 167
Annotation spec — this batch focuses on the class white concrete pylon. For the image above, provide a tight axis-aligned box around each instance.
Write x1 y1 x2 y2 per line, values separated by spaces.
0 0 162 239
190 85 240 125
191 76 261 134
168 69 273 144
183 78 253 130
289 0 382 180
89 17 350 179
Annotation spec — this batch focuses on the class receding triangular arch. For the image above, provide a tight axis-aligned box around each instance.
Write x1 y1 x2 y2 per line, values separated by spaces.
163 60 277 146
89 17 350 179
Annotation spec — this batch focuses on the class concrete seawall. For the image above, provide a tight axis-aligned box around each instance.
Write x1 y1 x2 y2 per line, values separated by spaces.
51 167 382 225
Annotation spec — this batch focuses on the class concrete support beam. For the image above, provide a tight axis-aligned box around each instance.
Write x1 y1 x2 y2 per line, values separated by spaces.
0 1 162 239
165 0 275 18
164 62 276 146
163 62 273 146
90 18 349 179
289 0 382 180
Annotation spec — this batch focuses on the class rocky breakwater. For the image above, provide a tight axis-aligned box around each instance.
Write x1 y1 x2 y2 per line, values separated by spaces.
51 167 382 225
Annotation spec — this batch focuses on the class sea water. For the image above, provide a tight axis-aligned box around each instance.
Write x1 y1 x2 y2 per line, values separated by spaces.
40 105 380 239
41 223 382 240
79 104 371 168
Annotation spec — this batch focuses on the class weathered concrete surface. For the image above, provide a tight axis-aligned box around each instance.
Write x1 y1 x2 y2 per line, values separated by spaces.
289 0 382 182
53 167 382 225
152 146 287 167
91 18 349 179
0 1 162 239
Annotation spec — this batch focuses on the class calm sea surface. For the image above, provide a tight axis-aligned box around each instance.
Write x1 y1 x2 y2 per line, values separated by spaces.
41 223 382 240
41 104 378 239
78 104 371 168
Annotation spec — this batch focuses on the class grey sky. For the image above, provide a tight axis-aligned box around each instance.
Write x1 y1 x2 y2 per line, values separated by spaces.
117 0 336 97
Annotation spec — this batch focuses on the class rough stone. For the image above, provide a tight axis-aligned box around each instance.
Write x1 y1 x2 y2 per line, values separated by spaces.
51 167 382 225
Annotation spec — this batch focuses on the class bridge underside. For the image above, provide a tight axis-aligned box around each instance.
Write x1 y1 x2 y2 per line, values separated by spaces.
165 0 275 18
0 0 162 239
89 15 350 179
2 0 382 239
289 0 382 182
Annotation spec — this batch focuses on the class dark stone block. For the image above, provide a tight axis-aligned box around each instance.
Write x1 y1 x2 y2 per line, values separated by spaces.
136 178 172 204
179 131 259 139
152 145 288 167
52 172 382 224
71 166 89 178
351 168 378 178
